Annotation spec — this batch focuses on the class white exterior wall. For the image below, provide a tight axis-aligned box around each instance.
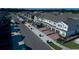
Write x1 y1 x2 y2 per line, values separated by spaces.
59 30 66 37
42 19 56 26
54 28 66 37
56 22 68 31
34 16 42 22
38 18 42 21
34 16 68 37
61 22 68 31
42 18 68 31
34 16 37 20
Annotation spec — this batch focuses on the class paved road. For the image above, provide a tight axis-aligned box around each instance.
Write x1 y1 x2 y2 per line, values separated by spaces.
24 23 70 50
13 15 70 50
13 16 52 50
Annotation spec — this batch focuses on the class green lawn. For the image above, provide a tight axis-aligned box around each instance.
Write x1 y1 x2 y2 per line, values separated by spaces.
64 41 79 49
47 42 62 50
57 40 64 44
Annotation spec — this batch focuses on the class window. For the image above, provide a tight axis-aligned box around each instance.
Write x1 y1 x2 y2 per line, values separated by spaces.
58 24 62 27
65 27 66 29
49 20 51 22
54 22 56 25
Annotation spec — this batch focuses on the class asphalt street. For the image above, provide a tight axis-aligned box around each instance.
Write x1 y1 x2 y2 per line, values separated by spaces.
14 16 51 50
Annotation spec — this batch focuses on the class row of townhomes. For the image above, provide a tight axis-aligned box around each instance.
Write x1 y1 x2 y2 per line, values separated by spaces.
15 12 79 50
32 12 79 38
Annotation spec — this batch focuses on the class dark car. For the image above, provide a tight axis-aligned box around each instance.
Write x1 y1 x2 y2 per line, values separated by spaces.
22 21 26 24
39 34 44 37
15 22 19 24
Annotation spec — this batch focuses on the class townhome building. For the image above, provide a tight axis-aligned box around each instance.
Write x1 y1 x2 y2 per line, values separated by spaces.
33 13 79 37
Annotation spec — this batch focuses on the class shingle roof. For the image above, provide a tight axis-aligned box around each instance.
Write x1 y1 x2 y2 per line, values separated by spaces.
64 18 77 25
36 13 79 26
37 13 67 22
62 13 79 19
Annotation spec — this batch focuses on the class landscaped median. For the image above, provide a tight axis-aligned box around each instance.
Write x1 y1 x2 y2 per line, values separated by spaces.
63 41 79 49
47 41 62 50
57 40 79 49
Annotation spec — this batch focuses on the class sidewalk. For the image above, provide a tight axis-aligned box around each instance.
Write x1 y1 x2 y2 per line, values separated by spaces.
24 22 70 50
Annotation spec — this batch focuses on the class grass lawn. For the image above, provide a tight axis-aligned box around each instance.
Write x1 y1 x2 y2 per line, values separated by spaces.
63 41 79 49
57 40 64 44
47 42 62 50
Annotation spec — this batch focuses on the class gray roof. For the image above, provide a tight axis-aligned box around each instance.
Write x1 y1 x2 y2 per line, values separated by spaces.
37 13 67 22
62 13 79 19
35 13 79 26
63 18 79 25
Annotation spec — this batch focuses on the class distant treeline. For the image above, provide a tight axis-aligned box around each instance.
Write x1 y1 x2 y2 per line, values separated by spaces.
0 8 79 13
